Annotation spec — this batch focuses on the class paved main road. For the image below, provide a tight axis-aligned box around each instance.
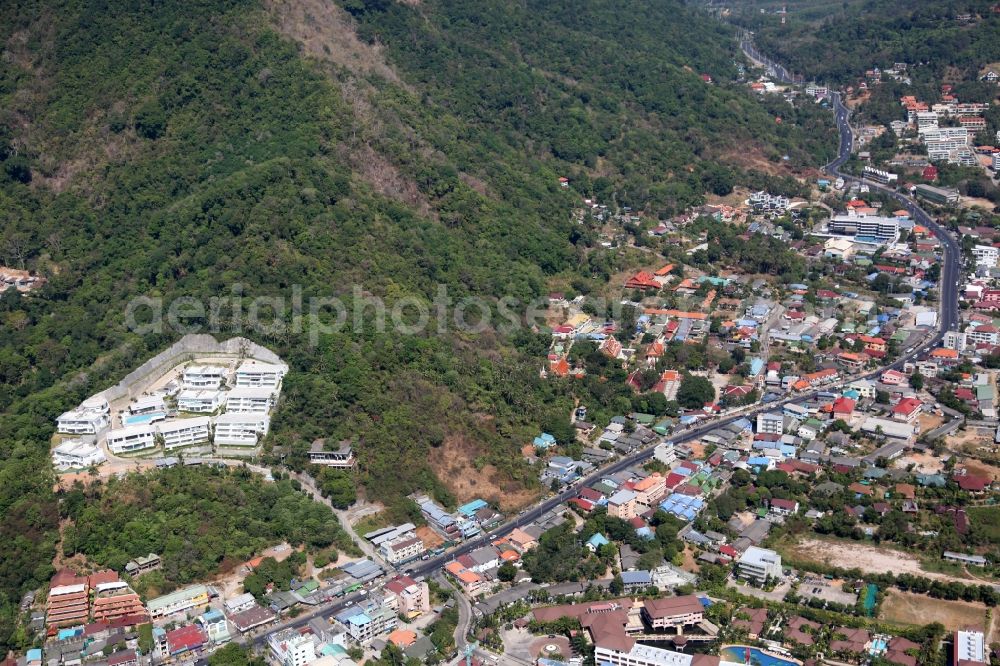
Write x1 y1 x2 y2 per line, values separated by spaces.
214 46 964 664
824 90 961 336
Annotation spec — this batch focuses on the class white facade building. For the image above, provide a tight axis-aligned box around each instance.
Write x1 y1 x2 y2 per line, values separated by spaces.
379 535 425 565
56 408 110 435
737 546 783 583
159 417 212 450
107 425 157 454
225 386 275 414
128 396 166 415
828 213 898 243
944 330 967 352
972 245 999 267
177 389 225 414
653 441 677 466
595 643 733 666
213 413 269 447
863 166 898 184
954 630 987 666
235 361 286 388
268 630 316 666
182 365 226 389
756 412 784 435
52 440 107 469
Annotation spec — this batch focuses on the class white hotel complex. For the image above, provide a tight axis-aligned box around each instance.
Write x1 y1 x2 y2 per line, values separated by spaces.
53 352 288 466
182 365 226 389
52 440 107 470
159 417 213 450
213 413 270 447
107 425 159 455
225 386 275 414
235 360 286 388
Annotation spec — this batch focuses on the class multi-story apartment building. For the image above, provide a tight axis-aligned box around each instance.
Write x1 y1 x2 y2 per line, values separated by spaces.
91 581 147 623
107 425 157 454
213 413 269 447
235 361 286 388
641 595 705 630
225 386 275 414
182 365 226 389
158 417 212 450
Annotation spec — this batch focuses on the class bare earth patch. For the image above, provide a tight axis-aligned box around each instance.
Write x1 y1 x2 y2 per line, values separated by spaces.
780 537 974 584
264 0 400 82
880 589 992 639
896 450 944 474
428 435 540 512
416 525 444 550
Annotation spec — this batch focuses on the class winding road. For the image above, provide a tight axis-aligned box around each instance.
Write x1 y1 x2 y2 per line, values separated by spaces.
211 39 965 665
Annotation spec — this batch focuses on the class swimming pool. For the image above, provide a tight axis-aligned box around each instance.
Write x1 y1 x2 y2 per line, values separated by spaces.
124 411 166 425
721 646 800 666
869 637 888 655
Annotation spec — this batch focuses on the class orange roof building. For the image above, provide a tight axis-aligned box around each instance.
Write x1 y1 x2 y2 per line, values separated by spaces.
387 630 417 648
625 271 661 291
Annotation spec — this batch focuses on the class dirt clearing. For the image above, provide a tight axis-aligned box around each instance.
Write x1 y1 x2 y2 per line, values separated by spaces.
416 525 444 550
428 435 540 512
779 537 974 584
880 589 994 640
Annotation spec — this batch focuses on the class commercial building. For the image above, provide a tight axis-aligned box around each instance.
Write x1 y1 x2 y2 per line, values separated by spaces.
860 417 915 440
52 440 107 470
653 441 677 466
177 389 225 414
235 361 286 388
225 386 275 414
641 595 705 631
824 237 856 260
213 412 269 447
384 576 431 618
147 584 210 619
268 629 315 666
165 624 207 657
56 408 110 436
756 412 784 435
595 642 727 666
914 184 960 205
223 593 257 616
954 630 987 666
972 245 999 267
91 581 147 623
182 365 226 389
379 535 424 565
46 582 89 627
633 473 667 508
828 214 898 243
863 166 898 184
607 489 638 520
158 417 212 450
106 425 157 454
335 601 398 645
228 605 275 633
199 609 231 644
737 546 783 583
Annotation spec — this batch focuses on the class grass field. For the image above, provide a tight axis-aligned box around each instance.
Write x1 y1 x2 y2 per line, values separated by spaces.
968 506 1000 543
880 589 992 638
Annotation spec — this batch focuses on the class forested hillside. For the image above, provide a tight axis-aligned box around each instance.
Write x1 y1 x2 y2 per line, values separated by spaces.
734 0 1000 86
60 467 357 595
0 0 831 648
